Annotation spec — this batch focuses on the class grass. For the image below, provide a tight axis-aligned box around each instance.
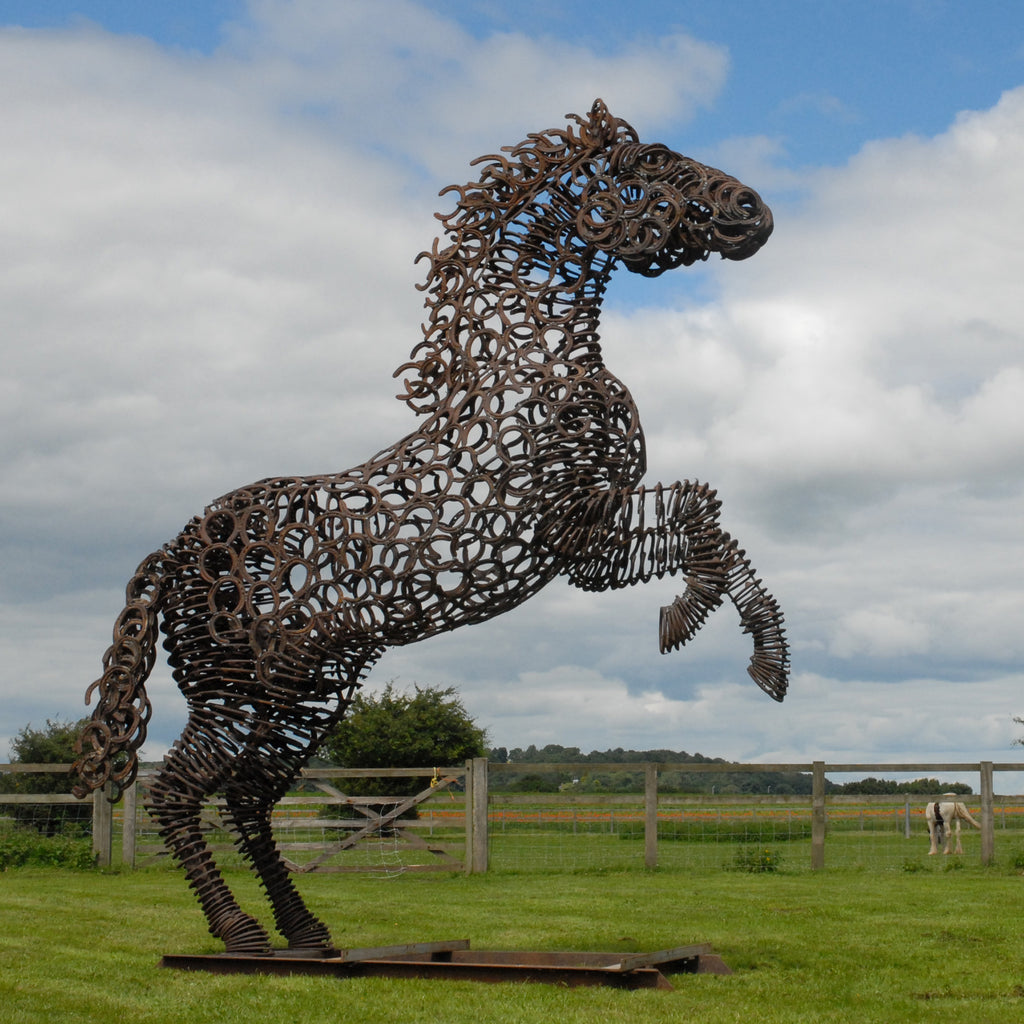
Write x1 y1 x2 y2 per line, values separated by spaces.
3 858 1024 1023
0 827 94 869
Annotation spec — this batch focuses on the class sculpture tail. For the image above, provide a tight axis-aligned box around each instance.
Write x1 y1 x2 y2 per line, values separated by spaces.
73 550 170 800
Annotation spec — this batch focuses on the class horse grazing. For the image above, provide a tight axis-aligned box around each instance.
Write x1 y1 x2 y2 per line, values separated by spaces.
73 100 787 954
927 794 981 855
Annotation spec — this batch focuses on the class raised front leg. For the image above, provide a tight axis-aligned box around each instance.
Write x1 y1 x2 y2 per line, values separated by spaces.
554 480 789 700
696 536 788 701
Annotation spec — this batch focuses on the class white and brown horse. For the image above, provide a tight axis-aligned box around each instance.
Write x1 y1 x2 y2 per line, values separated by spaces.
926 794 981 855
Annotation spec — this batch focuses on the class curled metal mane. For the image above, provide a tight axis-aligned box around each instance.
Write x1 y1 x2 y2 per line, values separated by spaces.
74 99 786 956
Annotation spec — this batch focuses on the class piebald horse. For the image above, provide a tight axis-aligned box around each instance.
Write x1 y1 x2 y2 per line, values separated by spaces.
926 794 981 855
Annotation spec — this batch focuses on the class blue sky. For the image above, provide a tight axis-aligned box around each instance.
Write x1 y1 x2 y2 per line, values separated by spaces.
1 2 1023 788
7 0 1018 167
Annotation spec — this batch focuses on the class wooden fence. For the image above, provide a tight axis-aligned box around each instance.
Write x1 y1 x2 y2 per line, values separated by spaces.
5 759 1024 871
485 760 1023 871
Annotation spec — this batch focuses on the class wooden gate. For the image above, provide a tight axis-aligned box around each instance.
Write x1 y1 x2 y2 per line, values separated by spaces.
124 766 472 873
278 767 469 874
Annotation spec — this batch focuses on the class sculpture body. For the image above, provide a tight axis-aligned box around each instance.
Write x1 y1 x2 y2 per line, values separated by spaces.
74 101 788 953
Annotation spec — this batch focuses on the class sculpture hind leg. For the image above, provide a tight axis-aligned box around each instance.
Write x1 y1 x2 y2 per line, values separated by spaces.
147 709 275 954
219 696 354 952
222 786 333 951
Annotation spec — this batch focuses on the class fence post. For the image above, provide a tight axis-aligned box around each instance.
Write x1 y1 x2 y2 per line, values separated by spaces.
92 782 113 868
644 763 658 869
121 779 138 869
470 757 489 874
980 761 994 866
811 761 825 870
463 759 474 873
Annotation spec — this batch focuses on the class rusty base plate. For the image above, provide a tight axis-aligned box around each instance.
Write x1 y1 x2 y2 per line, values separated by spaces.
160 940 730 989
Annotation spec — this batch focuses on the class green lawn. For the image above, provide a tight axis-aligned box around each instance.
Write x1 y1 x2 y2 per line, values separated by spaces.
2 862 1024 1023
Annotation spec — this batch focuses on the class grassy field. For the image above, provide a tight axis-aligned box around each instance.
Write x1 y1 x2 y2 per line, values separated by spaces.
3 859 1024 1023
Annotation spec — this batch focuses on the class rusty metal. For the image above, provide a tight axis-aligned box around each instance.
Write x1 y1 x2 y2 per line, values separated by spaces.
159 941 730 989
73 99 787 954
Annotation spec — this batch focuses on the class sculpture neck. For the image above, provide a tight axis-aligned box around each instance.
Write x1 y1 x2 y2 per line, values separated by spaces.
401 234 612 413
470 212 613 367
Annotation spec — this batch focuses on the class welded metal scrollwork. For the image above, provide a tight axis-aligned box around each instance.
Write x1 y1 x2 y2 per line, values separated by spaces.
73 100 787 954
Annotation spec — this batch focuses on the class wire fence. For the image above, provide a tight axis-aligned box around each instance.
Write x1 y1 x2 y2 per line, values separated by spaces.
6 761 1024 875
486 797 1024 874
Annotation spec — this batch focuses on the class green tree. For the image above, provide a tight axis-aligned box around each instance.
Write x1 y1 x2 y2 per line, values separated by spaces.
0 718 92 835
319 683 487 798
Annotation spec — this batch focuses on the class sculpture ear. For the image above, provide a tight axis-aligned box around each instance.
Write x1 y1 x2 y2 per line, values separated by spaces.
584 99 615 144
577 98 638 149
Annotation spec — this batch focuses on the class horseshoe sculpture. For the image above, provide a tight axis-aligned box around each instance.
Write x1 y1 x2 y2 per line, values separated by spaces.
74 100 787 954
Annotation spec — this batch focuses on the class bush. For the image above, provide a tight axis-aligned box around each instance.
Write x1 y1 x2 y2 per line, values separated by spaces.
319 683 486 799
901 858 930 873
0 718 92 836
733 846 781 872
0 826 94 870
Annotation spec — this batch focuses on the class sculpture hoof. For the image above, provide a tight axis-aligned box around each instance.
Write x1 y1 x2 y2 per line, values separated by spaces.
286 920 335 953
220 915 275 956
746 655 788 702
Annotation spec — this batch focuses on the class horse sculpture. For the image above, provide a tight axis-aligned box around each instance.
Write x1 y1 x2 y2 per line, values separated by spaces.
926 794 981 855
73 100 788 954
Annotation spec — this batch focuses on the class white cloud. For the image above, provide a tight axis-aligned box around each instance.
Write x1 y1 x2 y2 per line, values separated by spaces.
1 7 1023 779
219 0 729 173
830 607 931 659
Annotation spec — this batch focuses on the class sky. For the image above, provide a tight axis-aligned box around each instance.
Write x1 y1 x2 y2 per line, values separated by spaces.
1 1 1023 790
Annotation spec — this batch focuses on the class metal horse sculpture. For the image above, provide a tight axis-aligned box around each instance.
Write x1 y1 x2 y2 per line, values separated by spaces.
74 100 788 954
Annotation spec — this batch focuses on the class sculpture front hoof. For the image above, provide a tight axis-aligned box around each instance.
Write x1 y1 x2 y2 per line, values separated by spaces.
746 654 788 702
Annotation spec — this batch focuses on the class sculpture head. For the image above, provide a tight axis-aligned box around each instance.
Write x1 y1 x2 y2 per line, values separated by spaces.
574 99 773 276
400 100 773 414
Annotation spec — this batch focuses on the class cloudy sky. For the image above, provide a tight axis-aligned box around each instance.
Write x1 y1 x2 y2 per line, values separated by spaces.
2 1 1022 788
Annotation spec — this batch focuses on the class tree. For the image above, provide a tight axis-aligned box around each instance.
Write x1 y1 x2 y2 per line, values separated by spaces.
0 718 92 835
319 683 487 798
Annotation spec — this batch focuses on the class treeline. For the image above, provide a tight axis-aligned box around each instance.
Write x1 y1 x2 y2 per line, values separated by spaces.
487 746 974 797
487 744 813 795
830 777 972 796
